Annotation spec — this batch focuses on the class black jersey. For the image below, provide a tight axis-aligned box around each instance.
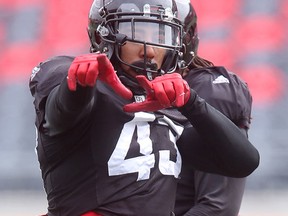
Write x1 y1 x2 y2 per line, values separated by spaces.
30 56 184 216
184 67 252 129
174 67 252 216
29 56 258 216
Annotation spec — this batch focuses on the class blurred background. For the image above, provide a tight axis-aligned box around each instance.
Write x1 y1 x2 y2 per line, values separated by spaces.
0 0 287 215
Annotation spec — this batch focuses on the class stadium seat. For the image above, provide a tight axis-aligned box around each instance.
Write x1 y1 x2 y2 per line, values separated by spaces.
191 0 242 27
198 40 236 69
0 42 46 81
41 0 91 52
0 0 41 9
231 15 285 54
236 64 285 104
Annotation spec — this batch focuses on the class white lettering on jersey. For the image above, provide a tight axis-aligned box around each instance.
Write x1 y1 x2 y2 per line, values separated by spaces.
158 116 183 177
30 65 40 81
134 95 146 103
108 112 183 181
212 75 230 84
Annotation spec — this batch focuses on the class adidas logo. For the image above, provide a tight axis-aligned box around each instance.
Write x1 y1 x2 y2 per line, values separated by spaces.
212 75 230 84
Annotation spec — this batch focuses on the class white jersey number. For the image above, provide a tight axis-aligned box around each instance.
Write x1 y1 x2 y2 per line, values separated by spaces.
108 112 183 181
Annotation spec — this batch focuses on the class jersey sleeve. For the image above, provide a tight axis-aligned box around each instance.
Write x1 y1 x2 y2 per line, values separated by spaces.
29 56 74 128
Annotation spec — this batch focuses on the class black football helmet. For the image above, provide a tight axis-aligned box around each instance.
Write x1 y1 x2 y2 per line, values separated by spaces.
88 0 198 79
175 0 199 68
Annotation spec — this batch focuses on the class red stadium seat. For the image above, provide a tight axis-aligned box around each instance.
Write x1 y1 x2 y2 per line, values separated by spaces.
236 64 285 105
198 40 236 69
41 0 91 53
0 42 47 81
231 15 285 54
0 0 41 8
191 0 242 27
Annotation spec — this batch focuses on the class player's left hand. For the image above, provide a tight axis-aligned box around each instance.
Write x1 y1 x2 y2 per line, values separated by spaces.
124 73 190 112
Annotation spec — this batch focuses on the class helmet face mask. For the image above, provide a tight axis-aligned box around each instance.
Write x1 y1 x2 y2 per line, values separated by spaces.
116 20 182 49
88 0 198 77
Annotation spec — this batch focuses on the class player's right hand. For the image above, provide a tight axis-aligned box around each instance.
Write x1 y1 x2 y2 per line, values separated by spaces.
67 53 133 100
124 73 191 112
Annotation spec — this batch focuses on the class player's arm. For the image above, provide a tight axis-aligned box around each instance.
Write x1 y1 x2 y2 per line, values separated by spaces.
183 127 249 216
175 126 249 216
124 74 259 177
177 70 251 216
179 93 259 177
44 53 132 136
181 126 249 216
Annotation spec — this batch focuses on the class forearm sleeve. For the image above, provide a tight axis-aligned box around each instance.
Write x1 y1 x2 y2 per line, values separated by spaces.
179 89 259 177
44 78 95 135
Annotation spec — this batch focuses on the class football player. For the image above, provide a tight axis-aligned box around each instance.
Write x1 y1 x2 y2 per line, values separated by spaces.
29 0 259 215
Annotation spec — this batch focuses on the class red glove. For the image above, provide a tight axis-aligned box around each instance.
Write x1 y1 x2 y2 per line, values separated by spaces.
81 212 102 216
124 73 190 112
67 53 133 100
